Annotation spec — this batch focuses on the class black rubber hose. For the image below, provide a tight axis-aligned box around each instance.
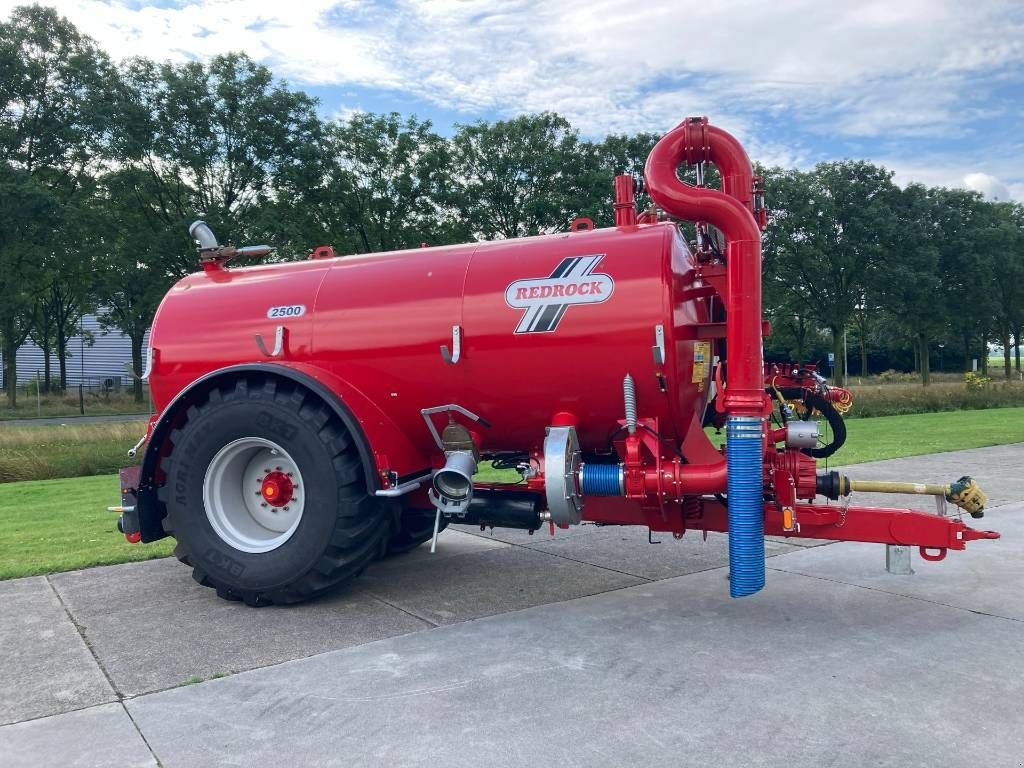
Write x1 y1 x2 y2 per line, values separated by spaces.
800 392 846 459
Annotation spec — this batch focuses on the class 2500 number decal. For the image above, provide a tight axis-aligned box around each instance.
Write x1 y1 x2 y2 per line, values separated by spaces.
266 304 306 319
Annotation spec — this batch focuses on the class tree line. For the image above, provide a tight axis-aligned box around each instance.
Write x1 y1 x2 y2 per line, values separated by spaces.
1 5 1022 406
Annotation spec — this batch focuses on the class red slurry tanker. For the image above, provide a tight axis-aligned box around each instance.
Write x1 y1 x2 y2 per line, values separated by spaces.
110 116 996 605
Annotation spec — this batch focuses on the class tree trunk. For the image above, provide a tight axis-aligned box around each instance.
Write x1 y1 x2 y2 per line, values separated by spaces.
57 329 68 391
3 318 16 408
41 340 52 394
794 315 808 362
980 332 989 376
1002 325 1012 379
1015 328 1021 374
860 337 868 377
130 333 144 403
918 333 930 386
961 330 971 372
912 339 920 374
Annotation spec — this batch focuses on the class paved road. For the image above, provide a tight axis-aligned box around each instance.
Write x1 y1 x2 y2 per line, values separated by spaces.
0 413 150 428
2 443 1022 767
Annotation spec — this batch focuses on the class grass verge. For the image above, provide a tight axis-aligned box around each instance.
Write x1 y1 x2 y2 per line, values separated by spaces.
846 380 1024 418
1 408 1021 580
0 420 148 483
0 391 152 421
0 475 174 580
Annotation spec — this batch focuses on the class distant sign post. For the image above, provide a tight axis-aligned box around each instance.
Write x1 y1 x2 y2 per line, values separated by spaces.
828 351 835 378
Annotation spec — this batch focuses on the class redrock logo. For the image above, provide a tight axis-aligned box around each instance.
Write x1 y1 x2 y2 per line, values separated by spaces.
505 254 614 334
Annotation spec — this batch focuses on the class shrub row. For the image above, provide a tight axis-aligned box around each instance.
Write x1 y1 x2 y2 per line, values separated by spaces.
845 381 1024 419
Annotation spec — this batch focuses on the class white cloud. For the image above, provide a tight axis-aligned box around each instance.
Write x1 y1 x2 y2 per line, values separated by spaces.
887 163 1023 202
13 1 1021 135
963 172 1012 201
5 0 1023 198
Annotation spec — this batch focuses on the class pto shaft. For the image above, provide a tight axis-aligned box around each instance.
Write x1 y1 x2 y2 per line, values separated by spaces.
816 472 987 518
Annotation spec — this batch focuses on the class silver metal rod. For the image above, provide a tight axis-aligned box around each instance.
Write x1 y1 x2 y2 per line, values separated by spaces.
430 508 442 553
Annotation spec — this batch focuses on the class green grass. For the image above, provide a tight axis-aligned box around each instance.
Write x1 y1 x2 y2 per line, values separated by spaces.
1 408 1021 580
832 407 1024 464
0 390 152 421
0 420 148 483
0 474 174 580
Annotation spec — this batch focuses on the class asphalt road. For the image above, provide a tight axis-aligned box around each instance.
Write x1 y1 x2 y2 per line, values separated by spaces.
2 443 1022 767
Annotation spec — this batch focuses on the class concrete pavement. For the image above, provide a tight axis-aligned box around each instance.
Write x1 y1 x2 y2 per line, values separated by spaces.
2 443 1022 767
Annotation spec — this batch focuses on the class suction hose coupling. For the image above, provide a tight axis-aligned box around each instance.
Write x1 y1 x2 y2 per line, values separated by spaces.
726 415 766 597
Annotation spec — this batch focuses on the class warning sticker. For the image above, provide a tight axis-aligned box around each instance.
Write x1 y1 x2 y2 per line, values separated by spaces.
692 341 711 391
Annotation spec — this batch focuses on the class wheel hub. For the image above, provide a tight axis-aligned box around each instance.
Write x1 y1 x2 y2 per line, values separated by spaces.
260 471 294 507
202 437 305 553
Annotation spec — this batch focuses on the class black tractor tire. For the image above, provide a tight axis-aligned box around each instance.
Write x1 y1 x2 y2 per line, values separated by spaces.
159 376 391 606
385 508 448 556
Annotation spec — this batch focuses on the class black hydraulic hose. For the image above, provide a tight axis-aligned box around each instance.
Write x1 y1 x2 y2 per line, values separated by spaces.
800 392 846 459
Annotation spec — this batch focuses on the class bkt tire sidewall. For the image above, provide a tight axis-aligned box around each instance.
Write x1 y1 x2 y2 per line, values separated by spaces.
167 398 343 593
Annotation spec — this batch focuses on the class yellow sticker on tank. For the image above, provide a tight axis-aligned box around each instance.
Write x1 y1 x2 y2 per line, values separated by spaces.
692 341 711 390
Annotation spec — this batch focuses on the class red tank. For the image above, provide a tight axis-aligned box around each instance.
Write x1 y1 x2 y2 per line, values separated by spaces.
148 222 710 476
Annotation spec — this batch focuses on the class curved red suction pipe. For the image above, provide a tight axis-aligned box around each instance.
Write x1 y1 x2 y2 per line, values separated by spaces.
643 117 765 417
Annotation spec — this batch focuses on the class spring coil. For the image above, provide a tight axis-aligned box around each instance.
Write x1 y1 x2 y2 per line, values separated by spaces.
623 374 637 435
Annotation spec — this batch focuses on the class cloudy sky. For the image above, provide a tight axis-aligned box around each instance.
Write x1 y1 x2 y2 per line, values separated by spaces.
13 0 1024 200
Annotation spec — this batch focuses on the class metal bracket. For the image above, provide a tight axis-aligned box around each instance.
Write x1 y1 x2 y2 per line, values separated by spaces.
420 404 489 450
141 346 155 381
441 325 462 365
427 487 471 517
652 324 666 365
374 473 430 498
126 433 148 458
255 326 286 358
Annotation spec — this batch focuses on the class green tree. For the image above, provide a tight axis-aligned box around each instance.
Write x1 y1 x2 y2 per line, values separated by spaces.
122 52 320 250
275 112 460 255
0 4 118 405
763 161 898 384
988 202 1024 378
933 189 998 374
576 132 660 226
0 165 55 402
875 184 945 385
87 170 181 401
448 113 588 239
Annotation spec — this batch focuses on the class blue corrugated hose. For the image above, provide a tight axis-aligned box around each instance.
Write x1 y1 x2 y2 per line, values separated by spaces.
581 463 622 496
726 415 766 597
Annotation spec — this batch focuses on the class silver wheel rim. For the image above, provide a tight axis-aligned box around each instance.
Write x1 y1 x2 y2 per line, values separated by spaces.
202 437 305 553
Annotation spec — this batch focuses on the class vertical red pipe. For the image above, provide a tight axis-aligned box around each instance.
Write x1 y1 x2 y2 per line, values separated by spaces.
613 174 638 227
643 117 764 417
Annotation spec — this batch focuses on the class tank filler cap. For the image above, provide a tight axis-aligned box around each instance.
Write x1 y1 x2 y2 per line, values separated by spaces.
189 220 273 268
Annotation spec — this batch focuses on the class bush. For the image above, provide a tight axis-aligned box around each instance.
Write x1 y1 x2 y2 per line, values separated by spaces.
964 371 991 392
17 376 63 396
876 369 920 385
847 380 1024 418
